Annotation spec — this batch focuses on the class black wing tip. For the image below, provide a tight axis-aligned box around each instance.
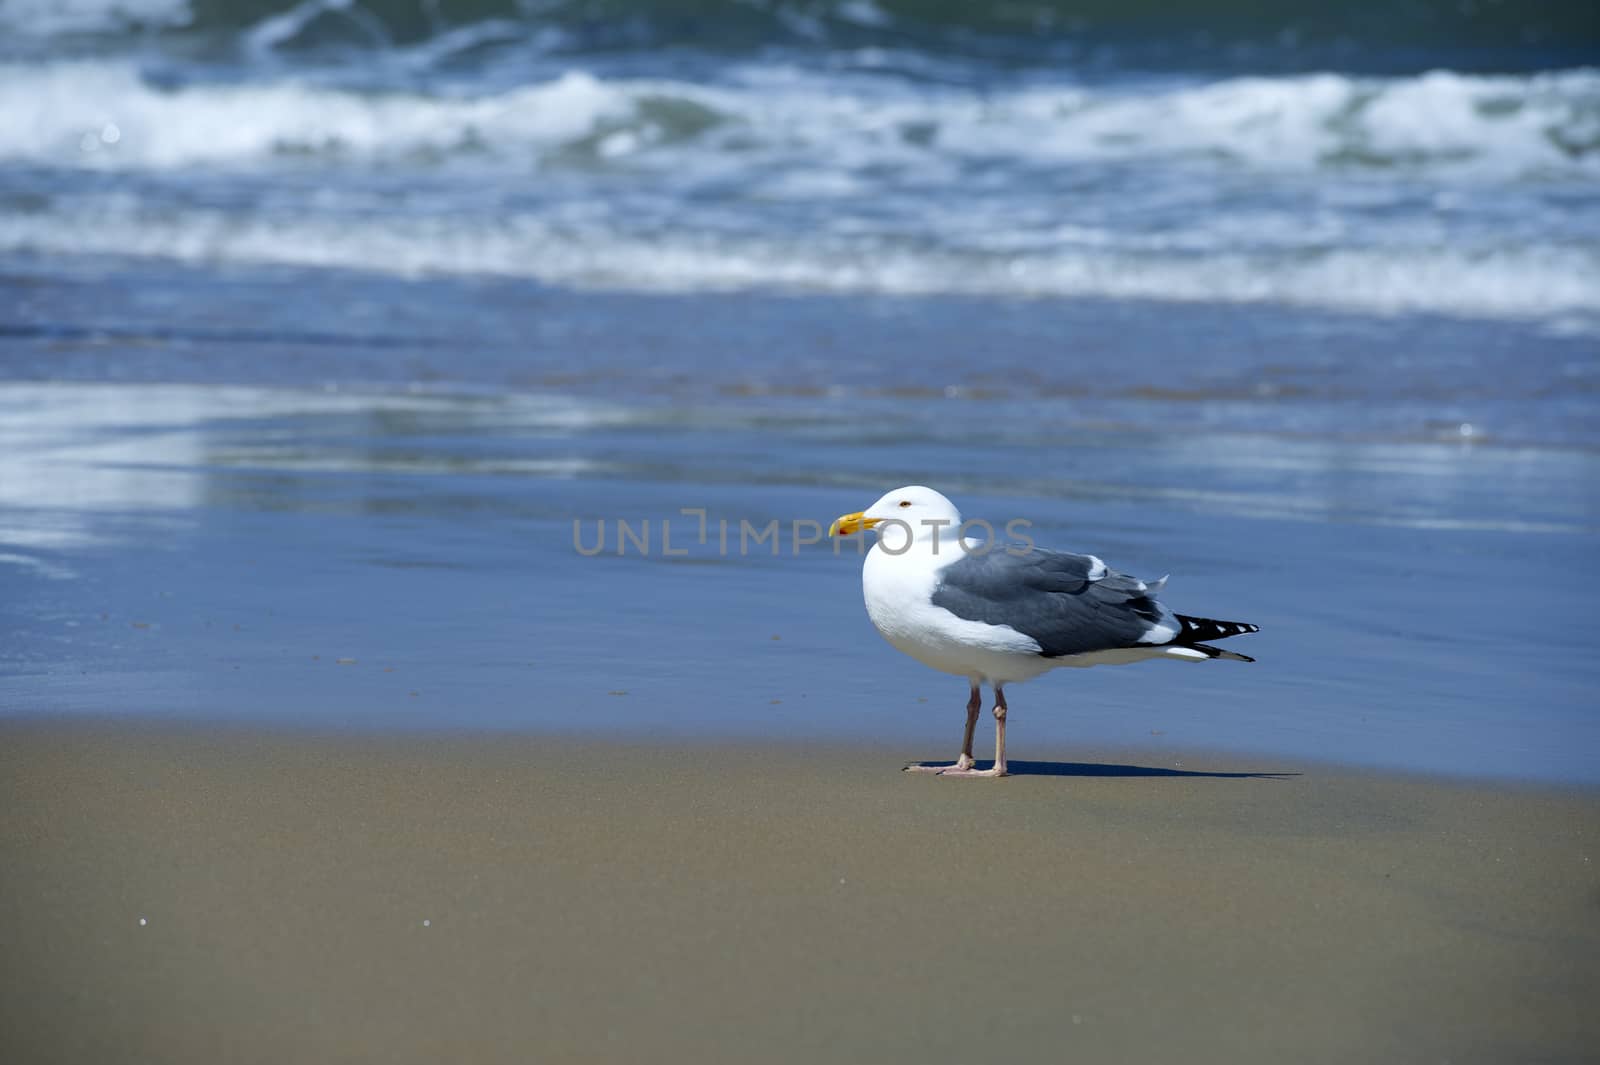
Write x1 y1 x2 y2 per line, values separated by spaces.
1189 642 1256 663
1175 615 1260 642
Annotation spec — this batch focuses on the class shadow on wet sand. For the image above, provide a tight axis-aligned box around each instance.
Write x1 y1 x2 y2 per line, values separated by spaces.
907 759 1300 779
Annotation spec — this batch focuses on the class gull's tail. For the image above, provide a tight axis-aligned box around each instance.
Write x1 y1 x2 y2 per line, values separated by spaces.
1174 615 1260 663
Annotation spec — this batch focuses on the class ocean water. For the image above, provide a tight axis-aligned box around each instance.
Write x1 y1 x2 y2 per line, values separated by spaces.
1 1 1597 782
3 0 1599 328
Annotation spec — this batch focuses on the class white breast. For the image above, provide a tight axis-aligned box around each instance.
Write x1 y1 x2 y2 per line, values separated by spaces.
861 543 1054 684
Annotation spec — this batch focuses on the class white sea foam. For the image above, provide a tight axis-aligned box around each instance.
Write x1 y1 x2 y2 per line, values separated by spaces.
4 201 1596 325
1 59 1595 177
1 57 1595 324
0 61 632 168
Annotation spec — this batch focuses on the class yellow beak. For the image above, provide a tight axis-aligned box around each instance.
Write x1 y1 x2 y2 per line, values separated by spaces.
828 511 881 537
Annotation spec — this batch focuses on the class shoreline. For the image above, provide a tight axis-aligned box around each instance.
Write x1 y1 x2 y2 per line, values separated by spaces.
4 711 1596 794
3 717 1596 1064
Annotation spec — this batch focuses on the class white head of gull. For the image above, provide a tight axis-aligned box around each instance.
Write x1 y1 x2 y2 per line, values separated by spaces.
829 486 1259 778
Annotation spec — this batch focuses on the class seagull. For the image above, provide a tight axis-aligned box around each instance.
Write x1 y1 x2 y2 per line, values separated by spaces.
829 486 1258 778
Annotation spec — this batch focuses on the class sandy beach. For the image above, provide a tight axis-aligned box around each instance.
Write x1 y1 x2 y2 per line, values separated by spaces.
2 718 1595 1064
4 2 1597 1061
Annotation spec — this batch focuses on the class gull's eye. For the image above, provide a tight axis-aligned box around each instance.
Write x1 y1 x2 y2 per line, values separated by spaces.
898 500 912 508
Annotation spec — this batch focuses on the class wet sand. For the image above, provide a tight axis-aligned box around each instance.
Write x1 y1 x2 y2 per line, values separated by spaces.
1 719 1596 1064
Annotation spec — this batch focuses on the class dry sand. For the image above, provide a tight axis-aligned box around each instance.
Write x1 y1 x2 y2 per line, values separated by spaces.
1 718 1596 1064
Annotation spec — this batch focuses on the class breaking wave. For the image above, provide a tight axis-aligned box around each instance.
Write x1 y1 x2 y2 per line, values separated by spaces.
1 3 1595 328
5 195 1597 325
3 60 1596 177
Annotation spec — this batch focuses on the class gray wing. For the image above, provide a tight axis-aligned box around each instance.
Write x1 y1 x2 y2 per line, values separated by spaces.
930 547 1176 658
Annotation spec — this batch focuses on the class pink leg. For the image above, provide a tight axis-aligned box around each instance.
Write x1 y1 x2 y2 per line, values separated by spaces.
993 685 1008 776
904 681 981 773
906 684 1009 778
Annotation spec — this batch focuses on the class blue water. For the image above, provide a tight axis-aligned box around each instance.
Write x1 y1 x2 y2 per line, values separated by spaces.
1 2 1597 782
1 1 1597 329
